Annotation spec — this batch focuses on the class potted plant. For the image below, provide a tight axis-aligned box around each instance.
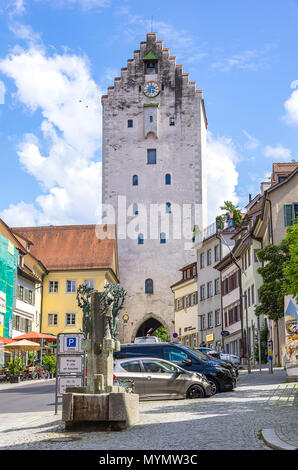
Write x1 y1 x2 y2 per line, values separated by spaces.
7 357 25 383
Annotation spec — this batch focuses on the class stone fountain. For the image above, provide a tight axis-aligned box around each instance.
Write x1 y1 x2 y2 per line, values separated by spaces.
62 283 139 431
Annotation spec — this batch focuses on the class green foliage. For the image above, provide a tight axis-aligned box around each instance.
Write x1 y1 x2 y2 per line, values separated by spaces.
28 351 37 365
255 241 290 322
254 321 269 363
153 326 168 342
42 354 56 373
282 220 298 300
7 357 25 376
219 201 243 228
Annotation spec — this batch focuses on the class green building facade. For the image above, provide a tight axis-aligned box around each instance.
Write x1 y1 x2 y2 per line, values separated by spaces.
0 233 18 338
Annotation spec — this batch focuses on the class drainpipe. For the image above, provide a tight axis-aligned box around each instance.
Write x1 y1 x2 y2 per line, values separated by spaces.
216 233 224 351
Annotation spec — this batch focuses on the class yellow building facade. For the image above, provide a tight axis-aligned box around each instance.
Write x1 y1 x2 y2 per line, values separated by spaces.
12 224 119 338
171 263 199 347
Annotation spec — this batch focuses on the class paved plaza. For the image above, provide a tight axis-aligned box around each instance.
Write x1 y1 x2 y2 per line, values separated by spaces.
0 367 297 451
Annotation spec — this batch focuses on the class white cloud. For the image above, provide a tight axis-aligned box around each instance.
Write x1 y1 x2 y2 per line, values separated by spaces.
206 132 239 224
242 130 260 150
211 45 273 72
1 201 38 227
7 0 26 16
37 0 111 10
0 38 103 226
283 89 298 126
263 144 292 161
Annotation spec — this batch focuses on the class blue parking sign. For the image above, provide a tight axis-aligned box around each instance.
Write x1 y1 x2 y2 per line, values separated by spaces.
67 337 77 348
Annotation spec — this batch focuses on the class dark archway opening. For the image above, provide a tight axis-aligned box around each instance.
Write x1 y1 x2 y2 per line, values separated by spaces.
135 317 163 338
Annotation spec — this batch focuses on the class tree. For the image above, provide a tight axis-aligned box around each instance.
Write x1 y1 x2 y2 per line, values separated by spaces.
254 320 269 364
255 240 290 364
153 326 168 342
217 201 243 228
283 220 298 300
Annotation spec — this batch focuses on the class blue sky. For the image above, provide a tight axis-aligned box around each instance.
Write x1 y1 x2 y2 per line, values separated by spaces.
0 0 297 226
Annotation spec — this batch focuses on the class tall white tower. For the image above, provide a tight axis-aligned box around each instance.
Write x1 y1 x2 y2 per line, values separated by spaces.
101 33 207 342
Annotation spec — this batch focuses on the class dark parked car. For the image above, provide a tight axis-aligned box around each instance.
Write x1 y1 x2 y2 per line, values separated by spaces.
114 357 212 400
114 342 236 395
195 348 239 377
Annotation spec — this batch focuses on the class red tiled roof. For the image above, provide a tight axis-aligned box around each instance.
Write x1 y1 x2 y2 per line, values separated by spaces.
12 224 117 272
0 336 15 344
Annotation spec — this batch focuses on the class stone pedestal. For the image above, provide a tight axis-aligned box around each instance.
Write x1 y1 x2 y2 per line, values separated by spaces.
62 392 139 431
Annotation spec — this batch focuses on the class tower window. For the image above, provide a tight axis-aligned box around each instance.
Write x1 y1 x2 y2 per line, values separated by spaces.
145 60 158 74
160 232 166 244
128 120 133 128
132 175 138 186
145 278 153 294
138 234 144 245
147 149 156 164
169 117 175 126
133 203 138 215
165 174 171 185
166 202 171 213
149 115 153 123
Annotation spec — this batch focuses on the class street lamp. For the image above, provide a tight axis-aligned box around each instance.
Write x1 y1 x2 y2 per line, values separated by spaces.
241 293 251 374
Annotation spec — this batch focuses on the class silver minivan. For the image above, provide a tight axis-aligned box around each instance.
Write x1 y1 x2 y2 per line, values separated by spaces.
114 357 212 400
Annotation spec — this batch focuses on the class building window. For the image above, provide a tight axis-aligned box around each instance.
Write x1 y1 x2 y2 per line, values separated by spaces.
200 253 204 269
215 309 220 326
190 292 197 306
49 281 59 293
248 287 251 307
66 313 76 326
247 247 251 267
207 281 213 298
169 117 175 126
214 278 220 295
28 290 33 305
166 202 171 213
175 299 180 311
214 244 220 262
160 232 166 244
18 285 24 301
138 233 144 245
127 119 133 128
207 312 212 328
149 115 153 123
145 278 153 294
133 203 138 215
132 175 138 186
147 149 156 164
66 280 76 293
200 284 205 300
207 249 212 265
201 315 206 330
145 60 158 74
284 203 298 226
251 284 255 305
84 279 95 289
48 313 58 326
165 174 171 185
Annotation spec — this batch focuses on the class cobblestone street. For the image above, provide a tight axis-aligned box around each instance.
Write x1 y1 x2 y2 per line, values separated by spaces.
0 367 297 451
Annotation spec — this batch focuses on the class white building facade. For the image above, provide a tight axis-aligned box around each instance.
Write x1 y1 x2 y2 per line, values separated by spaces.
101 33 208 342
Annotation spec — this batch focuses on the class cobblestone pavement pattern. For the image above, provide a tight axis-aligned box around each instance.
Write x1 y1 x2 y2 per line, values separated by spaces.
0 368 297 450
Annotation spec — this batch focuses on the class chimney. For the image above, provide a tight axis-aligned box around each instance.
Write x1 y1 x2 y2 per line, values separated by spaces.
260 181 271 194
249 194 252 203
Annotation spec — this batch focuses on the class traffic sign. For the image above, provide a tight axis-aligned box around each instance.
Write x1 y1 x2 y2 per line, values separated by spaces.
58 355 84 374
58 333 83 354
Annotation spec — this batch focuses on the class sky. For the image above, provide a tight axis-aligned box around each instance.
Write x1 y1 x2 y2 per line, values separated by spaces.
0 0 297 227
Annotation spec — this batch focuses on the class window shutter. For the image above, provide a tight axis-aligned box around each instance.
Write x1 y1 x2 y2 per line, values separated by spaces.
284 204 293 226
24 288 29 302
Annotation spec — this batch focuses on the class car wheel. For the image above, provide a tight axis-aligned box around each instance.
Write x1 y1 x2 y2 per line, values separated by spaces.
208 378 219 395
186 384 205 399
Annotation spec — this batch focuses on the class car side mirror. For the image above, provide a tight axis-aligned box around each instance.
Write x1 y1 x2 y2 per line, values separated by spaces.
182 358 192 366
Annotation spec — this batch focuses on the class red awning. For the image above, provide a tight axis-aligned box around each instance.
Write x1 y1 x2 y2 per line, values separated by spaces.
0 336 15 344
13 332 56 343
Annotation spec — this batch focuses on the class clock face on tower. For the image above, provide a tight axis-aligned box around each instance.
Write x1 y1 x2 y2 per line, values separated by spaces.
143 81 160 98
